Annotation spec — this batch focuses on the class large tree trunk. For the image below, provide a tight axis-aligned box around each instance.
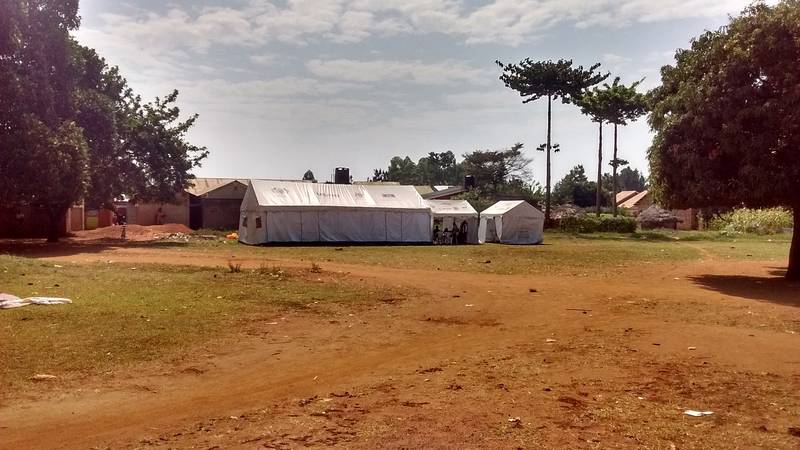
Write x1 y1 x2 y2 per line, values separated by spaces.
545 94 552 227
612 123 619 217
788 206 800 280
596 121 603 217
46 206 66 243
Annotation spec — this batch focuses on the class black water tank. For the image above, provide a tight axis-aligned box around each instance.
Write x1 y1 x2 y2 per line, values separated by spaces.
335 167 351 184
464 175 476 189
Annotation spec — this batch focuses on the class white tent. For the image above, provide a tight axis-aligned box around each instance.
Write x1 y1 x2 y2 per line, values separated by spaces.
478 200 544 245
239 180 432 244
424 200 479 244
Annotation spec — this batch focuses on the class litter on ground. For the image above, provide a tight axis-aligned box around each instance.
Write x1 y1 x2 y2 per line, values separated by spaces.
684 410 714 417
1 293 72 310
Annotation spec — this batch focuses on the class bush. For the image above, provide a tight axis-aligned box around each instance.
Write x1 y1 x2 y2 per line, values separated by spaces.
709 207 793 235
560 215 636 233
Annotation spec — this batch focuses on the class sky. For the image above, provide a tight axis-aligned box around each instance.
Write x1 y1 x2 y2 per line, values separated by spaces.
74 0 758 184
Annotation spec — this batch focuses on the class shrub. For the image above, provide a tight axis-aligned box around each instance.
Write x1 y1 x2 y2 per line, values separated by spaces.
560 215 636 233
709 207 793 235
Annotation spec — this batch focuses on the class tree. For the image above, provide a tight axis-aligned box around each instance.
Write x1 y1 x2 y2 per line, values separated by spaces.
417 151 463 186
461 143 531 193
648 1 800 279
384 156 419 185
0 1 207 241
600 79 648 216
371 168 386 182
618 167 647 192
577 83 618 216
497 58 608 224
553 165 598 208
303 170 316 182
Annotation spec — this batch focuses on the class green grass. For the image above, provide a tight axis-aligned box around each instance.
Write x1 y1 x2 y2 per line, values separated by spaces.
179 229 793 275
177 232 701 275
0 256 405 391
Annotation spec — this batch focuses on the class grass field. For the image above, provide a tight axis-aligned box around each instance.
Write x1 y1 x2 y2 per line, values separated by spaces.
0 256 408 391
172 230 791 275
1 230 798 449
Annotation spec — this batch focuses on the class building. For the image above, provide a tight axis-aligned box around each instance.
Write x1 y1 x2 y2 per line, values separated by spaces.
0 203 84 238
616 190 699 230
117 178 249 230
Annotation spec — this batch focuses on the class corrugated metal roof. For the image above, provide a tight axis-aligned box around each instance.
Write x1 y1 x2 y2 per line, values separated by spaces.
185 178 250 197
616 190 639 205
619 190 651 209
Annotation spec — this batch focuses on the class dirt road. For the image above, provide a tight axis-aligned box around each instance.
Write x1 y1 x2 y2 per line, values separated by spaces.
2 246 799 448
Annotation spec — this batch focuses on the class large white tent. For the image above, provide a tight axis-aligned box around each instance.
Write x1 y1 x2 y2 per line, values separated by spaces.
424 200 479 244
478 200 545 245
239 180 432 244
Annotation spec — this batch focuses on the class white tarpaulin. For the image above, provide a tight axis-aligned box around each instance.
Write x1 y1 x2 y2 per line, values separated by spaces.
478 200 544 245
239 180 432 244
425 200 479 244
1 293 72 310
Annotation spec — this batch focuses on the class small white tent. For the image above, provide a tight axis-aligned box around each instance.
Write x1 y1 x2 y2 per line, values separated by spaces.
478 200 544 245
424 200 479 244
239 180 432 244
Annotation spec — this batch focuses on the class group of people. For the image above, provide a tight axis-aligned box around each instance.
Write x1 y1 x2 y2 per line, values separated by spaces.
433 220 469 245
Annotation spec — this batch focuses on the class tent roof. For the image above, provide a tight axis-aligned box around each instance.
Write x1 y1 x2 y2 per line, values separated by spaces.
246 180 427 210
424 200 478 216
481 200 544 217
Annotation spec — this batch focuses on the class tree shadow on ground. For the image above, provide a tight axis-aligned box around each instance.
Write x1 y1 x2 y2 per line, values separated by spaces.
0 239 190 259
690 269 800 307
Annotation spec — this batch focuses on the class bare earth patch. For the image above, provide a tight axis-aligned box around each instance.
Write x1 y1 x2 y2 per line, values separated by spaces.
0 235 799 449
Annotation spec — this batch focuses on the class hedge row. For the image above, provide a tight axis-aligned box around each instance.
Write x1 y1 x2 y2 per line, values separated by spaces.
560 215 637 233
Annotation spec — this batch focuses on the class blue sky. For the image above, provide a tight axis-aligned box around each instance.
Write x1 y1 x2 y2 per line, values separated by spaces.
74 0 757 184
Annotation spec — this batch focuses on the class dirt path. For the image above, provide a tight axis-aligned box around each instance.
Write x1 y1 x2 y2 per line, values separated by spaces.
2 246 800 448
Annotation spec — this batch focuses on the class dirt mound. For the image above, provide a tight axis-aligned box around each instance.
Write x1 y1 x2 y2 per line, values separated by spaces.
70 224 194 242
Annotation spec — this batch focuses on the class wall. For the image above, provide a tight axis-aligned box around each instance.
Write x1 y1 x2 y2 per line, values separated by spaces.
120 194 191 227
0 206 68 238
201 198 242 230
673 208 699 231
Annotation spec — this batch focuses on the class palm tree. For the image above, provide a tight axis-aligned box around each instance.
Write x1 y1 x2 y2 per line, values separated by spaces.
496 59 608 225
605 80 648 216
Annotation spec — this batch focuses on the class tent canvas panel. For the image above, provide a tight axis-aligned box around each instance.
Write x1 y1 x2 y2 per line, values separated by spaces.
301 211 320 242
240 180 433 244
401 211 432 243
478 201 544 245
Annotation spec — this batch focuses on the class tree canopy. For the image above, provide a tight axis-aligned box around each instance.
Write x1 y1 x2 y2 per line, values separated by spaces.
303 170 316 182
553 165 600 208
0 1 207 240
648 0 800 278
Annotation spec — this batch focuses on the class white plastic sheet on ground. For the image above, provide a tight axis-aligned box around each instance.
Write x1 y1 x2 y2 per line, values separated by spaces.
0 293 73 310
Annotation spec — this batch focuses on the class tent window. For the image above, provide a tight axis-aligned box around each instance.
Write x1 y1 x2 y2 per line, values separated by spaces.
255 217 263 229
241 216 247 228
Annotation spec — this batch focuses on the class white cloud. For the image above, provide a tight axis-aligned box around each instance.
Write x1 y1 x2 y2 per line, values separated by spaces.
306 58 492 85
79 0 757 53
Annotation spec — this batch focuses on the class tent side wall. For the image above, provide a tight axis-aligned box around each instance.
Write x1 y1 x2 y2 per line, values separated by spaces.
241 205 431 244
498 205 544 245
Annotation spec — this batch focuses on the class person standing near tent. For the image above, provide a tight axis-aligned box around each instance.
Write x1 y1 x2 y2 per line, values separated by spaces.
442 226 451 245
452 220 459 245
459 220 468 244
